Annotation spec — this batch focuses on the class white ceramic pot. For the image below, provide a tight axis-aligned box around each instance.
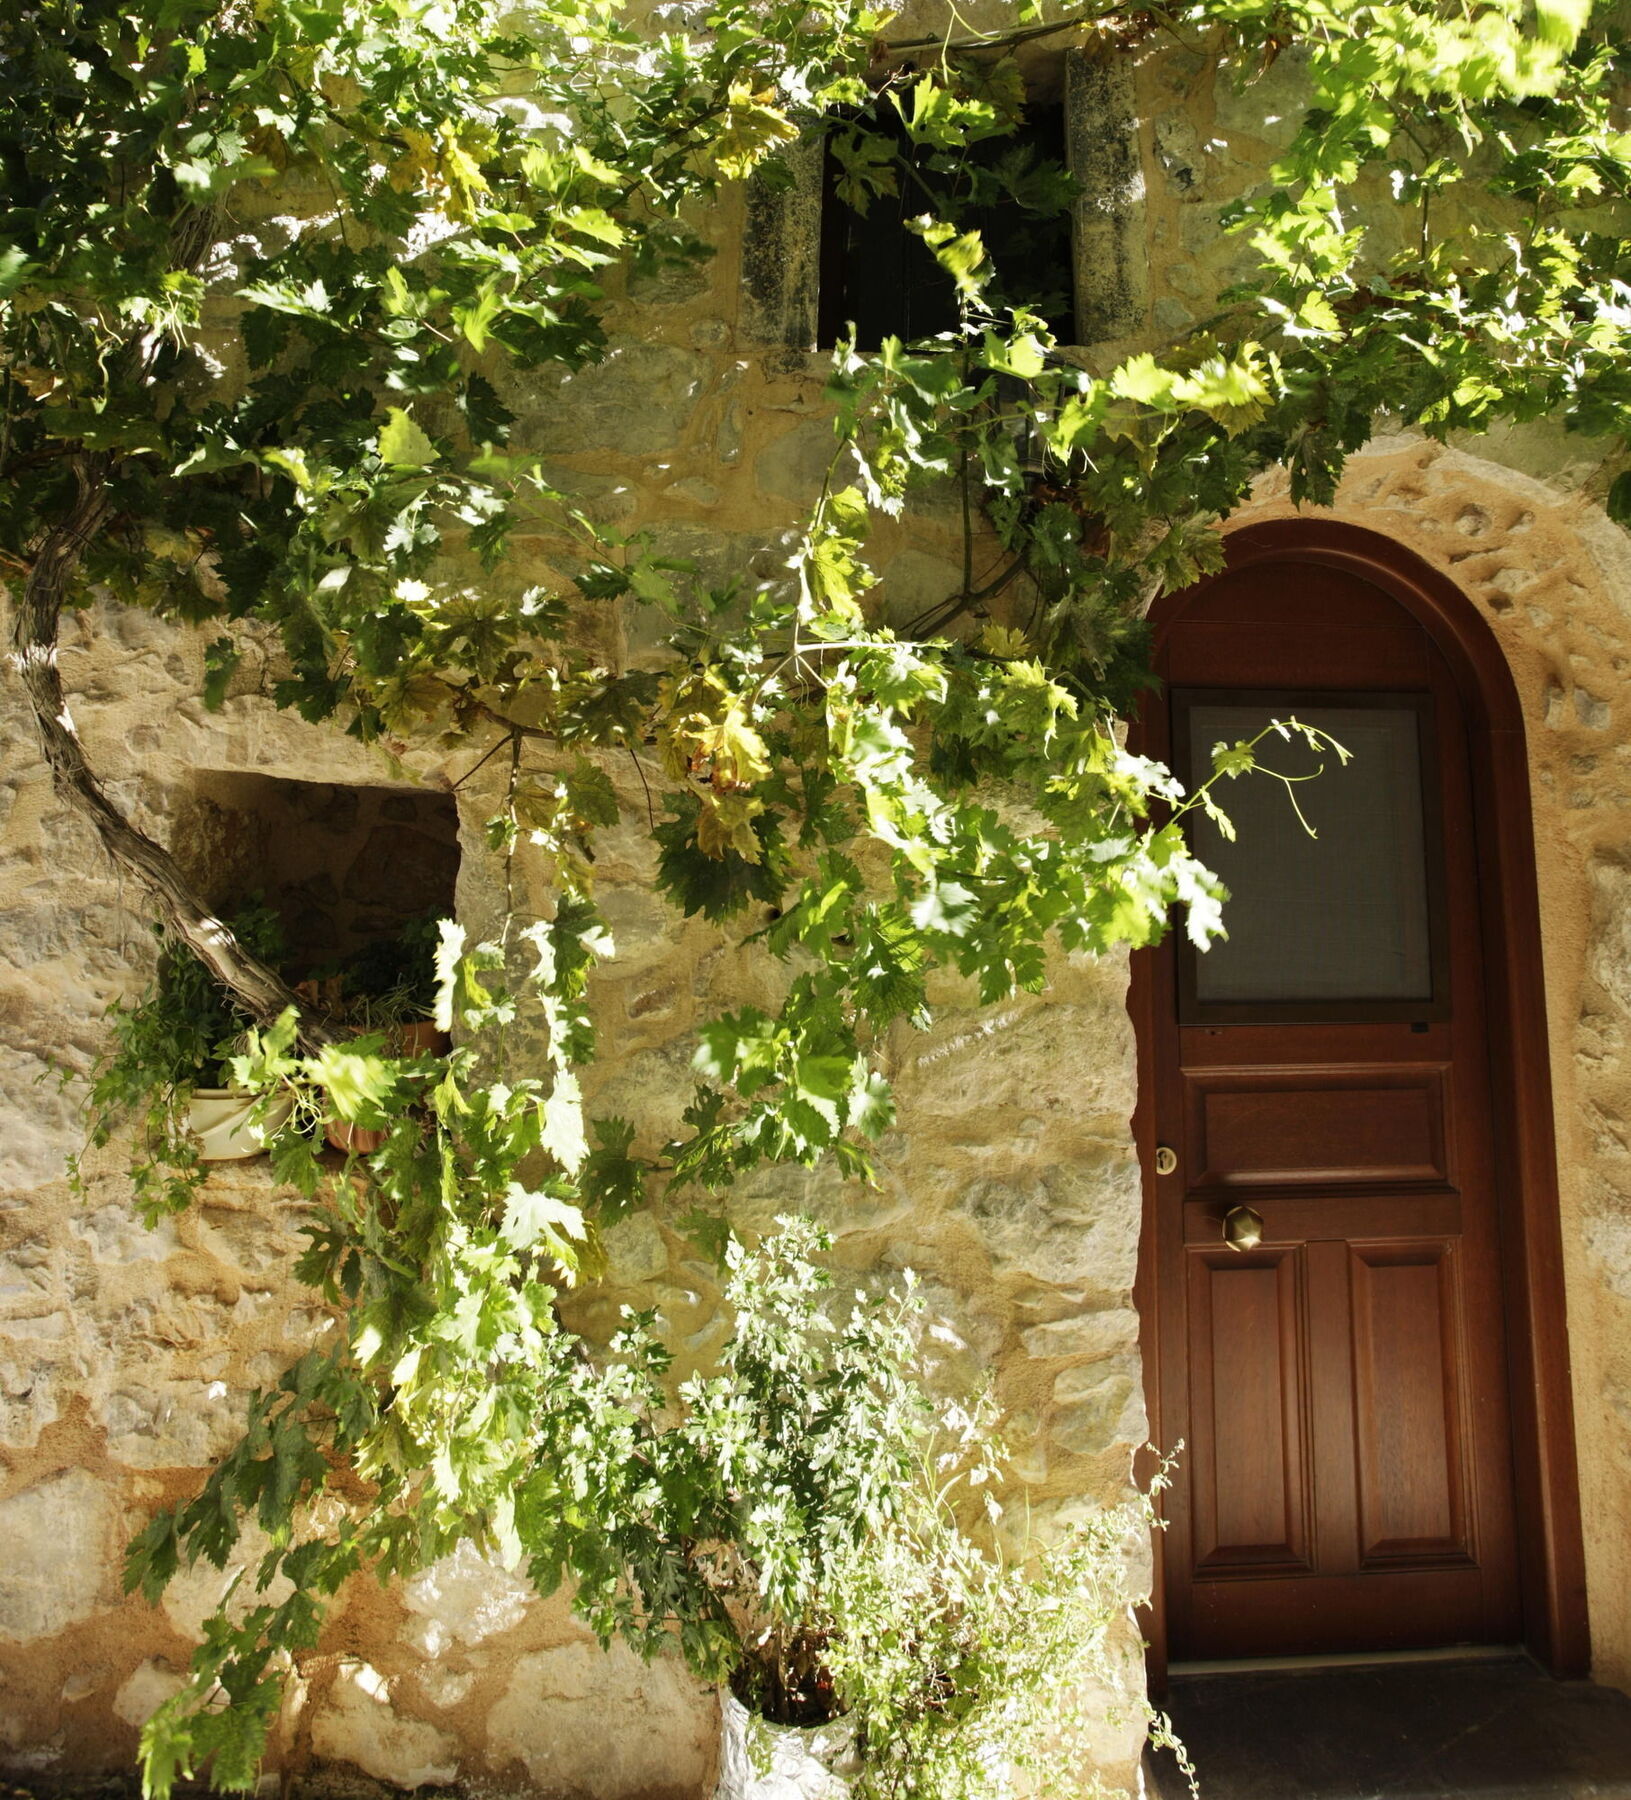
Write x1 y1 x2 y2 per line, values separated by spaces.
188 1088 295 1161
713 1695 854 1800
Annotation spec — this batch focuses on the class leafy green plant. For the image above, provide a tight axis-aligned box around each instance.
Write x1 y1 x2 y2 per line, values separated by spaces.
348 911 442 1014
129 1208 1173 1800
79 901 287 1218
6 0 1628 1790
304 910 445 1032
823 1486 1159 1800
115 722 1319 1794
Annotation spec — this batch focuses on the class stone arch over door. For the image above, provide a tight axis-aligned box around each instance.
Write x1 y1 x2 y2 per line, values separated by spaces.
1130 516 1590 1683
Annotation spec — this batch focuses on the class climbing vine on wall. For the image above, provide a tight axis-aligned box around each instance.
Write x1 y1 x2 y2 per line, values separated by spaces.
3 0 1629 1791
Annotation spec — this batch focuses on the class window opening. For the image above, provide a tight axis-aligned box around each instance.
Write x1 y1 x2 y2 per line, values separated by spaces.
174 772 460 1025
816 94 1075 351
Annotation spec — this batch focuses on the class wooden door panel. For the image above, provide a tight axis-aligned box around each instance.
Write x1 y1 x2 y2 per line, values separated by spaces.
1183 1566 1498 1660
1186 1245 1313 1575
1350 1242 1474 1567
1166 622 1428 688
1184 1067 1448 1188
1176 573 1416 630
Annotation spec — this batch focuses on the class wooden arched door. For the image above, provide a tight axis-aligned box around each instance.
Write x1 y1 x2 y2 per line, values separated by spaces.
1133 523 1588 1672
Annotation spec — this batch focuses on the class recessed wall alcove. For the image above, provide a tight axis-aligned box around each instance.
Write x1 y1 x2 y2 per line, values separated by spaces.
170 773 459 982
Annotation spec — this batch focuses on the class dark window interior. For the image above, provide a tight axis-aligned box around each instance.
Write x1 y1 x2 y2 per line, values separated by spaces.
816 99 1074 351
175 772 459 982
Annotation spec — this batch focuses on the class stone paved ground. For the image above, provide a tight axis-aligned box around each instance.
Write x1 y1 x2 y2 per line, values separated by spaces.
1146 1653 1631 1798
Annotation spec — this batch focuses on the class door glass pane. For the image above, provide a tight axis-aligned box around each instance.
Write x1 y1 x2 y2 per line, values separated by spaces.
1185 702 1434 1004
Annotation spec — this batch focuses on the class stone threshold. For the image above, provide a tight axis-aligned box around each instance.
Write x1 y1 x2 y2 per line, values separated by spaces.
1146 1650 1631 1799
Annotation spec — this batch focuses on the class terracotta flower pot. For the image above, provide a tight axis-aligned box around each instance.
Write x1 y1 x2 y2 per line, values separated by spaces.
189 1088 295 1161
324 1119 390 1154
389 1020 451 1056
320 1018 446 1153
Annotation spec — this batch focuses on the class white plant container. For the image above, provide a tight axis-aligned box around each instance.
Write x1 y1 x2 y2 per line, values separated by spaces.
713 1695 854 1800
188 1088 295 1161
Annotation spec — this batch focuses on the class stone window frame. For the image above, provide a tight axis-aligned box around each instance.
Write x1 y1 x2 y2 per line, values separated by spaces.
740 50 1145 361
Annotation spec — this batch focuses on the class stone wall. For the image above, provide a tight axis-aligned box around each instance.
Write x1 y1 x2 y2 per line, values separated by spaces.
0 624 1152 1793
0 113 1152 1789
4 17 1631 1798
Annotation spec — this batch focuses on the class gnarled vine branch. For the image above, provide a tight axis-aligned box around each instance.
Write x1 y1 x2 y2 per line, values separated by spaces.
9 457 334 1049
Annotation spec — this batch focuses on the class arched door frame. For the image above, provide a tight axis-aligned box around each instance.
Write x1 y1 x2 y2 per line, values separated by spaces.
1130 518 1590 1684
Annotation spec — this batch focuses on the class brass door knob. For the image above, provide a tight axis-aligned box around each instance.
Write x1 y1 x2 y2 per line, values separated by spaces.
1154 1145 1178 1176
1223 1205 1264 1252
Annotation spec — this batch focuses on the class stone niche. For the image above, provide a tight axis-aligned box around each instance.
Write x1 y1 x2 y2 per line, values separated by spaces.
168 772 459 981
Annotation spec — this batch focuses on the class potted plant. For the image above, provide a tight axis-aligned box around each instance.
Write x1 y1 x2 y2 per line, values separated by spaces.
714 1690 855 1800
715 1628 857 1800
305 912 448 1153
83 901 296 1204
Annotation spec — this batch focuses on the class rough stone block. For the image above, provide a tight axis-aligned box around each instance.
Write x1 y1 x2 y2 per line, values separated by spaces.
755 419 838 507
602 1211 671 1286
192 1203 308 1276
956 1158 1141 1292
1589 856 1631 1020
0 1242 55 1310
1050 1358 1147 1457
0 1310 68 1342
100 1379 242 1471
0 1047 87 1191
70 1204 179 1266
899 1001 1133 1120
586 1038 700 1145
1578 689 1612 730
486 1642 718 1797
0 1469 113 1641
113 1660 187 1728
739 140 823 355
399 1542 533 1656
597 885 684 969
158 1522 295 1639
1208 43 1310 151
1066 51 1147 345
873 550 967 635
310 1663 459 1790
1020 1307 1139 1363
416 1665 477 1711
522 344 707 457
0 1355 61 1449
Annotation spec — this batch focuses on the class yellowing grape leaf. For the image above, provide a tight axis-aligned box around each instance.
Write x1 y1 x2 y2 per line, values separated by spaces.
377 407 437 469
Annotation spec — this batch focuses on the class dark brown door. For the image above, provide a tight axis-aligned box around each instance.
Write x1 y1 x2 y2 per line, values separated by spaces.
1144 555 1522 1661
